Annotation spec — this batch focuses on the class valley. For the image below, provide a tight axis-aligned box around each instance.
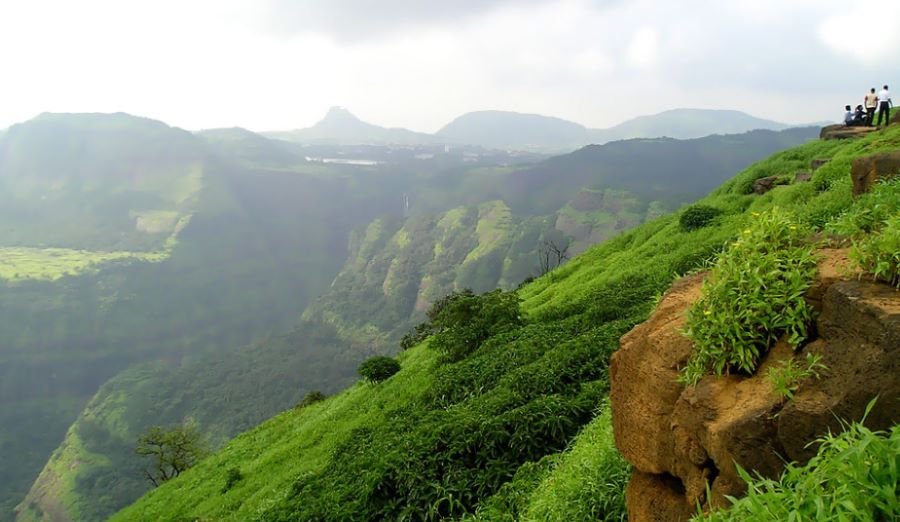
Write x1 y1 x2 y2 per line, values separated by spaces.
1 111 819 521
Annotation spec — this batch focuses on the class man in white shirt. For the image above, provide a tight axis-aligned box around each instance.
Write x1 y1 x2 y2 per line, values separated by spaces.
876 85 892 127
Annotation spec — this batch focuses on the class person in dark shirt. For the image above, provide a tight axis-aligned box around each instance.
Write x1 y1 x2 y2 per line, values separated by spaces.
852 105 867 126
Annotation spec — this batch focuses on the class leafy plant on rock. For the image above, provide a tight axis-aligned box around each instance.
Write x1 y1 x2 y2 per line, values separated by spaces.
766 353 828 400
680 209 819 385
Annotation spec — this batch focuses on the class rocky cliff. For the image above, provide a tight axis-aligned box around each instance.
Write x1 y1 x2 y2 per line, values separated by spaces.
610 250 900 521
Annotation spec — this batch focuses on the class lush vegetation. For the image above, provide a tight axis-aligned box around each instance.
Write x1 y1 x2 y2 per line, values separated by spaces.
113 123 900 521
696 413 900 521
0 112 876 522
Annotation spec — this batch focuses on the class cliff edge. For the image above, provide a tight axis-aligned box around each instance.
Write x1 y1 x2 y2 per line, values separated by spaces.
610 249 900 521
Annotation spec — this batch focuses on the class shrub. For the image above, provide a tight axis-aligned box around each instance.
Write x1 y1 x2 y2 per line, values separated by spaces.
766 353 827 400
357 356 401 383
680 205 722 231
400 322 432 350
429 289 523 362
826 178 900 237
695 410 899 521
222 467 243 493
850 215 900 288
295 390 327 409
680 209 819 385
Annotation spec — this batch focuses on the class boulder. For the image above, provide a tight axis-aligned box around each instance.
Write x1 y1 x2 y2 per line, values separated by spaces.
794 171 812 183
752 176 780 194
819 124 878 140
626 471 694 522
611 250 900 521
810 158 829 171
850 151 900 196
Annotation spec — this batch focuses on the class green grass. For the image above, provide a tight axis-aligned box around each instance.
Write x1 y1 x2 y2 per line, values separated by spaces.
112 346 437 521
0 247 168 282
114 124 900 521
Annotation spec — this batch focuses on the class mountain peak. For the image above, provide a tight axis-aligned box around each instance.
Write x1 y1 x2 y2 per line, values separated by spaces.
322 106 362 124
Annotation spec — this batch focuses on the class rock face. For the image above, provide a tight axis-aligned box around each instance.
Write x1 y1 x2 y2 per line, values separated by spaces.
751 175 782 194
819 124 878 140
810 158 829 171
610 250 900 521
850 151 900 196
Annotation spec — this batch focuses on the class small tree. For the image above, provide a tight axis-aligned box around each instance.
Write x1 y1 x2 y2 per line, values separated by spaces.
537 239 570 277
136 421 209 487
358 356 401 383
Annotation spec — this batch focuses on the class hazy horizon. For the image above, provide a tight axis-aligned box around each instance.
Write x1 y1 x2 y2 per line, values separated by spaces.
2 0 898 133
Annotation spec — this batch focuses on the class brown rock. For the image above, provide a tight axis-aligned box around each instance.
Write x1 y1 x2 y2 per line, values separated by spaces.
627 471 695 522
752 176 779 194
611 250 900 522
794 171 812 183
611 272 705 474
850 151 900 196
819 124 878 140
810 158 829 171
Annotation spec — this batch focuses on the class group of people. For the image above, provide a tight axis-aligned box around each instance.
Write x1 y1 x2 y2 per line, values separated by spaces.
844 85 893 127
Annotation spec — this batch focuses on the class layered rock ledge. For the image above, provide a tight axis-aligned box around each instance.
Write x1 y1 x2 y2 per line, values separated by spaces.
610 250 900 521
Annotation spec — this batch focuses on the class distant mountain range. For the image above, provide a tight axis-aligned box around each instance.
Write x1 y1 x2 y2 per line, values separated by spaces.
264 107 435 146
265 106 806 152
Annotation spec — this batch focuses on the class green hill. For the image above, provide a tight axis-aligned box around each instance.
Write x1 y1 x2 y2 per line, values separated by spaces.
111 124 900 521
7 123 817 522
0 114 411 521
587 108 790 144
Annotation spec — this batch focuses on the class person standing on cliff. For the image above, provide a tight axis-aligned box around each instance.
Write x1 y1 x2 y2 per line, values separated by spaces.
864 88 879 126
876 85 892 127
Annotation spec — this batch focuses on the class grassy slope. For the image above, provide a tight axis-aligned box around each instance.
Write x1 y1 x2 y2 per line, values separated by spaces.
114 125 900 521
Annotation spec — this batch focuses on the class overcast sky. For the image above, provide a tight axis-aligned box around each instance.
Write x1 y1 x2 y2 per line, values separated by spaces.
1 0 898 133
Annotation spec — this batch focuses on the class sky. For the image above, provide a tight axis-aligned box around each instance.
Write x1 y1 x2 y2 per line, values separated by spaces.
1 0 899 133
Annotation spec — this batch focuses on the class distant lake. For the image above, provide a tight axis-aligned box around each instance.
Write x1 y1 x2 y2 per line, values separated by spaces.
305 156 381 166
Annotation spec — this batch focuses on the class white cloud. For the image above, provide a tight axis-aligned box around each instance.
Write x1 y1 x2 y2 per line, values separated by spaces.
0 0 898 132
626 27 660 69
818 4 900 64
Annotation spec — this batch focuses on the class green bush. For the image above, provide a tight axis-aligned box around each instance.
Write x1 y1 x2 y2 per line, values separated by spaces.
295 390 327 409
429 289 523 362
221 467 243 493
681 209 818 385
695 413 900 521
357 356 401 383
850 214 900 288
680 205 723 231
